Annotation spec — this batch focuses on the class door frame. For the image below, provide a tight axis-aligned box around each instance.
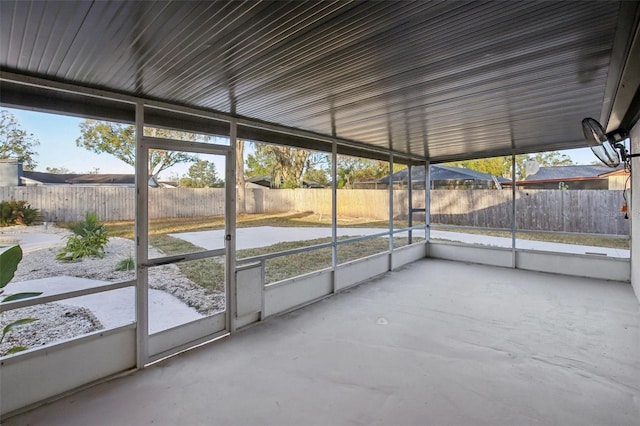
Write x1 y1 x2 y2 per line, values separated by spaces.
135 131 235 365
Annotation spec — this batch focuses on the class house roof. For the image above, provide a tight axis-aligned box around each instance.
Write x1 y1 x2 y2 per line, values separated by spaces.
380 165 508 184
248 176 326 189
23 171 135 185
523 165 626 182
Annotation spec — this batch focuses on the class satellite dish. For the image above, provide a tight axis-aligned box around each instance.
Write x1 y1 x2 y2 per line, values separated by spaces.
581 118 623 168
525 160 540 177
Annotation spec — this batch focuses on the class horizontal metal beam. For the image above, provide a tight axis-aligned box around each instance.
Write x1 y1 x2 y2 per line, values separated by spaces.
145 248 227 267
141 137 231 156
0 71 424 164
0 280 135 312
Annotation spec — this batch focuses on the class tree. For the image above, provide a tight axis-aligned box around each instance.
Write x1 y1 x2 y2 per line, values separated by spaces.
303 167 330 186
446 157 511 179
336 157 402 189
0 110 40 170
179 160 223 188
245 143 325 188
246 144 276 178
445 151 574 180
76 120 205 178
46 167 73 174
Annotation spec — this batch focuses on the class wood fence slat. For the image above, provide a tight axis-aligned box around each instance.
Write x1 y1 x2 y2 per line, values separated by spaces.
0 186 630 235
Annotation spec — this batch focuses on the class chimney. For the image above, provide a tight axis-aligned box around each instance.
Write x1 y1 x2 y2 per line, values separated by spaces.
0 159 23 187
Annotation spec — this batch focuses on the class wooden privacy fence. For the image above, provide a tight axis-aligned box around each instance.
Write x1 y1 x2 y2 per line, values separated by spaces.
430 189 630 235
0 186 225 222
0 186 630 235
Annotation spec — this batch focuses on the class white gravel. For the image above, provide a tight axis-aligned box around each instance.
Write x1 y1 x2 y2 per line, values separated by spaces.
1 224 225 356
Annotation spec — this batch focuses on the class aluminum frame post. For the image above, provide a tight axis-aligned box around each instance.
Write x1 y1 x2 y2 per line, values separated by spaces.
425 160 431 242
388 154 394 257
134 102 148 368
226 119 238 332
408 164 413 244
331 140 338 292
511 154 517 268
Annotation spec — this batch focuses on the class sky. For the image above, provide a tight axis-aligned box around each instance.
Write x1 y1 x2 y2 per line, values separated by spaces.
4 107 227 180
4 107 599 178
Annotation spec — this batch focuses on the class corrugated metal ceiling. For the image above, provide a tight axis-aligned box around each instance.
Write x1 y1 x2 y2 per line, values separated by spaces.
0 1 636 162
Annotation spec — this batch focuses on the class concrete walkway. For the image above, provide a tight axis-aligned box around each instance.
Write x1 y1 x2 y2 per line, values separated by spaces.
171 226 630 258
430 230 630 257
3 276 201 333
0 232 66 254
170 226 388 250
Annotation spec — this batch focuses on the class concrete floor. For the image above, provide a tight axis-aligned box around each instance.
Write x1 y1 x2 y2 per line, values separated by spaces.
5 259 639 425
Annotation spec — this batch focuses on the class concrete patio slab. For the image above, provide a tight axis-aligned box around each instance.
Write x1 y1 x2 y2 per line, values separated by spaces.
6 259 638 426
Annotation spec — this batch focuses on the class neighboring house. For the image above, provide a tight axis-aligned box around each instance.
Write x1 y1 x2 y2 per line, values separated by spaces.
506 165 630 190
20 171 175 188
21 171 136 186
1 159 177 188
0 160 177 188
247 176 326 189
370 165 508 190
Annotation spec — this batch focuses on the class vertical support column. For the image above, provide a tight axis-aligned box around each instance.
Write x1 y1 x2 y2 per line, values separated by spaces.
331 140 338 292
630 122 639 302
424 160 431 243
388 154 394 258
408 164 413 244
511 154 517 268
134 102 148 368
224 119 238 333
226 119 238 332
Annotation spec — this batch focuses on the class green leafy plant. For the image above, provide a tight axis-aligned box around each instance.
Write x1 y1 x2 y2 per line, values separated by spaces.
0 244 42 355
56 227 109 261
57 212 109 261
0 200 42 226
0 202 12 226
18 204 42 225
68 212 103 237
115 255 135 271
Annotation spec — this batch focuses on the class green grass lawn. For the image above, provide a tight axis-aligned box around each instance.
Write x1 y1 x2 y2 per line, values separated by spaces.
102 211 406 240
148 233 415 289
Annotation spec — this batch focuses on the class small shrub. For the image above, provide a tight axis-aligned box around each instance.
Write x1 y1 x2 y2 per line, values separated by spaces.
0 200 41 226
69 212 103 237
115 255 135 271
0 202 12 226
56 213 109 261
16 204 41 225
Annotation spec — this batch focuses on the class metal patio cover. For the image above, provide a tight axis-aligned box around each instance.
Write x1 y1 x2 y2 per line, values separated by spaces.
1 1 639 163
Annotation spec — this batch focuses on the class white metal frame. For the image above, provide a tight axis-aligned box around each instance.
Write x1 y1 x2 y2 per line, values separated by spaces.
137 124 234 362
1 67 635 419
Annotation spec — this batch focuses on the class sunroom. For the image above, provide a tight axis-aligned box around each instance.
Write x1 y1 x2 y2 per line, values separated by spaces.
0 1 638 423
